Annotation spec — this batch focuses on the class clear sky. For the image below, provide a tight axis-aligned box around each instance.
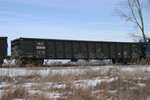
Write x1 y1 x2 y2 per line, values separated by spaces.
0 0 150 54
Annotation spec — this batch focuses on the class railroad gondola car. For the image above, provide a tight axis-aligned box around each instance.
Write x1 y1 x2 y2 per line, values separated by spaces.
0 37 7 66
11 37 140 66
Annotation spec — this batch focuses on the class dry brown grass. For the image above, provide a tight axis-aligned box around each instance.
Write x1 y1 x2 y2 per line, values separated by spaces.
0 76 14 83
1 86 28 100
41 69 104 84
64 87 94 100
1 65 150 100
1 85 51 100
14 74 42 84
93 76 150 100
0 84 14 90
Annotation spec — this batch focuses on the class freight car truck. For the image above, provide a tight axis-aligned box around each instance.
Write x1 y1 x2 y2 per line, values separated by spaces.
0 37 7 66
11 37 140 66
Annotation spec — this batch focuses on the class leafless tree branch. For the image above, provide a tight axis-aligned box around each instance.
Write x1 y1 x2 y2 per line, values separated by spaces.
115 0 146 42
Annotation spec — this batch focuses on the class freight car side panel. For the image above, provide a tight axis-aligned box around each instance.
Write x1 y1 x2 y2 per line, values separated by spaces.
102 42 109 58
34 40 46 58
88 42 96 59
21 39 34 57
73 42 80 58
11 39 21 57
56 41 64 58
11 38 141 61
109 43 116 58
47 41 56 58
131 43 139 58
146 42 150 58
122 43 131 58
0 37 7 57
64 41 72 59
95 42 103 59
80 42 88 59
116 43 122 58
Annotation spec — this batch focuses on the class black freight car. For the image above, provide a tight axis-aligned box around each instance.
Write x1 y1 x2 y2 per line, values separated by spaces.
11 37 140 66
0 37 7 66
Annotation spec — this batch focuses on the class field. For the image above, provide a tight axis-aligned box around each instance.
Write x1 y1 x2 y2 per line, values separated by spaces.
0 63 150 100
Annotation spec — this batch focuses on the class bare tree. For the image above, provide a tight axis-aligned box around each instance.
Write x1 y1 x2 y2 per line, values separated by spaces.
128 33 142 42
149 0 150 8
115 0 146 42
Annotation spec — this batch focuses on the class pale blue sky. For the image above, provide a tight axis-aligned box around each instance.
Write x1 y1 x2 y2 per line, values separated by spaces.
0 0 150 54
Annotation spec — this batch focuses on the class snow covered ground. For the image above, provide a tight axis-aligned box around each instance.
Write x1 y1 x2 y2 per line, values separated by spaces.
0 65 150 100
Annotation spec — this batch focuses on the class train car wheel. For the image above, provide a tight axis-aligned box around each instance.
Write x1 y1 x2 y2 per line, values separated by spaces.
0 58 3 67
71 59 78 62
31 59 43 67
112 59 116 64
15 58 28 67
